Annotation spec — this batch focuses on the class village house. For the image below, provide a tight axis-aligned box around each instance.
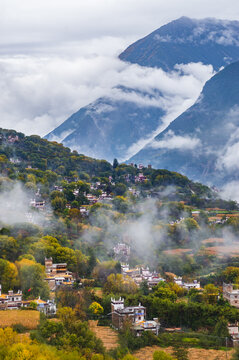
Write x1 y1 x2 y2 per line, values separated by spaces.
182 280 200 291
228 322 239 346
114 243 130 260
86 194 98 204
45 258 74 291
111 298 160 335
79 206 89 216
7 135 19 143
121 264 140 277
133 319 160 336
174 276 183 286
128 188 140 196
53 185 63 192
111 297 146 329
22 297 57 316
10 157 21 164
135 173 147 183
0 285 56 315
223 283 239 308
34 297 56 315
0 285 23 310
99 192 113 202
30 199 46 210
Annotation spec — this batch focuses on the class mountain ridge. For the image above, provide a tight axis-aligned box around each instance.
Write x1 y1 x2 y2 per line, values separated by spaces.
129 60 239 185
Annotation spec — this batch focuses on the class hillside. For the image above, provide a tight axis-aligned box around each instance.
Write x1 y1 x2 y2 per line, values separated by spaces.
0 128 112 177
129 60 239 185
3 126 238 209
45 17 239 162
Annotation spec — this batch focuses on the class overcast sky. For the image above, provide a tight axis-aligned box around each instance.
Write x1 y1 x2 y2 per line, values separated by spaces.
1 0 239 136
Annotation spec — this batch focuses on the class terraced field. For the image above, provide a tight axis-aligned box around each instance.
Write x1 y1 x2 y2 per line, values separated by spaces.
88 320 119 350
134 346 234 360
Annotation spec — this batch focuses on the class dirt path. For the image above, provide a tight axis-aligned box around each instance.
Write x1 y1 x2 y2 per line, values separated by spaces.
89 320 119 351
134 345 234 360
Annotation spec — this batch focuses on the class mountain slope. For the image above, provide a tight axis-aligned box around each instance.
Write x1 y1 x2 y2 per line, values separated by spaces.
129 61 239 185
46 91 165 161
46 17 239 162
120 16 239 70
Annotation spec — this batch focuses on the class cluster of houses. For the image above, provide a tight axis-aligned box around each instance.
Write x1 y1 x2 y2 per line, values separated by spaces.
120 263 201 291
0 258 75 314
173 276 201 291
45 257 74 291
0 285 56 315
123 173 147 184
121 264 165 289
129 163 152 170
110 295 239 344
85 192 113 205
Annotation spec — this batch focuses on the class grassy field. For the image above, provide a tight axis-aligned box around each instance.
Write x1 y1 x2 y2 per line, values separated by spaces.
134 345 234 360
0 310 40 329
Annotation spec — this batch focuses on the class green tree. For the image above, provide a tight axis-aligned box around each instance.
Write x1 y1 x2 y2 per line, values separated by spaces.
87 248 97 277
0 235 18 261
18 260 50 299
140 280 150 295
153 350 175 360
223 267 239 283
213 318 229 338
89 302 104 316
51 196 67 212
57 307 76 330
203 284 219 304
0 259 18 292
172 345 189 360
113 183 127 196
112 196 129 213
113 158 119 169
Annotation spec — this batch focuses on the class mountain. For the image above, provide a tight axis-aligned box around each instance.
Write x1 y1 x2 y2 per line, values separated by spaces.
46 90 165 161
129 60 239 185
45 17 239 162
120 16 239 71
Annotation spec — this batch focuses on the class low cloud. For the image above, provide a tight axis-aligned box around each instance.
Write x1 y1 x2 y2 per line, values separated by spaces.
220 181 239 202
216 106 239 172
0 44 214 143
218 142 239 171
150 130 201 150
0 182 47 226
